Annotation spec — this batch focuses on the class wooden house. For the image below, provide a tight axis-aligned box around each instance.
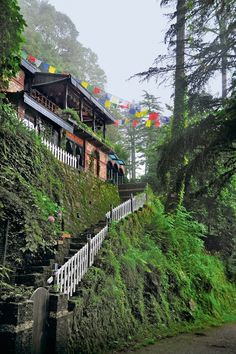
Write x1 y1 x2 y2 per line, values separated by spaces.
4 59 125 183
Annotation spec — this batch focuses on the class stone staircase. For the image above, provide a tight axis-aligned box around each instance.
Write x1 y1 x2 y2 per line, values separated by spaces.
15 219 107 288
118 182 147 201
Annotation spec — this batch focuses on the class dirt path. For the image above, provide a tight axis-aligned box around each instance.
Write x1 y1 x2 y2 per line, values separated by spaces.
117 323 236 354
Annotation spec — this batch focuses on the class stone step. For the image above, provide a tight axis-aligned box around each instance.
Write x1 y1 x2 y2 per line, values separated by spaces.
32 259 54 267
118 183 147 191
15 273 44 287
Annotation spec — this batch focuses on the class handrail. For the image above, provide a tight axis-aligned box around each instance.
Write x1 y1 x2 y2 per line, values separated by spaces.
54 193 147 298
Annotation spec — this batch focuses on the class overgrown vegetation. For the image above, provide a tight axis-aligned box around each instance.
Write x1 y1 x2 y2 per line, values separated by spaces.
69 200 236 353
0 0 26 87
0 100 119 270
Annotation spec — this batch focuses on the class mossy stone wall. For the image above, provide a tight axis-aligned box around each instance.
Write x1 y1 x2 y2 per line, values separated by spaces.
0 110 119 268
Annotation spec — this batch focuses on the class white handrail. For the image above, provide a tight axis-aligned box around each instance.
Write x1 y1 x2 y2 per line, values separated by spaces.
54 193 147 298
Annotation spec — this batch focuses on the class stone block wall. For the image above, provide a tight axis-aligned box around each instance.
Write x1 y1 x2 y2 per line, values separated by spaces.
0 300 34 354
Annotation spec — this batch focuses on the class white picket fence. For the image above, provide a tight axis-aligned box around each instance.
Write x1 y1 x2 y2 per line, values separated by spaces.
54 193 147 297
42 138 77 169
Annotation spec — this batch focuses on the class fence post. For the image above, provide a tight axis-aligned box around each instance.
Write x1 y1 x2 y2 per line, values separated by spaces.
87 234 91 267
107 204 113 230
130 193 134 213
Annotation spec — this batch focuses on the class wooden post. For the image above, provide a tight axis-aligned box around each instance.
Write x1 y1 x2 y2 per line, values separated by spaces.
92 110 96 132
130 193 134 213
87 234 91 267
103 120 106 140
80 98 84 122
64 83 68 109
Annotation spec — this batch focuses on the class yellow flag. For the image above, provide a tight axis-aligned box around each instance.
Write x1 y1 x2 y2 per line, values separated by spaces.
49 65 56 74
81 81 89 88
135 112 142 118
105 100 111 108
141 109 148 117
146 120 151 127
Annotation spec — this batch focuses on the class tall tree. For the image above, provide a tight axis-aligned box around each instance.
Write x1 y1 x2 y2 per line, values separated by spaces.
0 0 26 87
19 0 107 87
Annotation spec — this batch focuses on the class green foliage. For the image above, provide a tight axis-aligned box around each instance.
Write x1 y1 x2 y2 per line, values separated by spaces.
0 102 120 268
0 266 13 291
69 199 236 353
0 0 26 86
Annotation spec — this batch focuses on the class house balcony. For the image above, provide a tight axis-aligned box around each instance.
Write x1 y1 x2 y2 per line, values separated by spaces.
28 90 114 154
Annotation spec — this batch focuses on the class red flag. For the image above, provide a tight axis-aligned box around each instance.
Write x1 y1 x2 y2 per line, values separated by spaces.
28 55 36 63
154 119 161 127
149 112 159 121
114 121 119 127
119 103 129 109
93 87 101 94
133 120 138 128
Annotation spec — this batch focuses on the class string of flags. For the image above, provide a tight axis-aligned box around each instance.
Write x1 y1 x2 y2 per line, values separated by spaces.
21 50 171 128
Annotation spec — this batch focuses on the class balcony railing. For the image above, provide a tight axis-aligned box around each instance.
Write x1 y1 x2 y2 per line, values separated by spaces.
31 89 60 114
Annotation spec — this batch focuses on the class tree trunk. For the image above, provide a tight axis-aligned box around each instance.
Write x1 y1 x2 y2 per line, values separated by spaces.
130 130 136 180
166 0 187 210
217 5 228 99
172 0 187 137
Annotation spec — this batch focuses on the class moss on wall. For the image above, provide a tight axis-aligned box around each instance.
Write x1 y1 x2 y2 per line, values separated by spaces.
0 107 119 267
68 200 236 353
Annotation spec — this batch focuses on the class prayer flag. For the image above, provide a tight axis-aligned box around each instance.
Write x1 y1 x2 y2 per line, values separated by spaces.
161 116 170 124
119 102 129 109
154 119 161 127
141 109 148 117
133 120 138 128
21 50 28 59
146 120 151 127
93 87 101 94
28 55 36 63
49 65 56 74
129 108 136 115
105 93 112 100
35 59 42 67
149 112 159 121
105 100 111 108
81 81 89 89
98 98 105 105
135 112 142 118
41 62 49 72
88 85 94 93
114 121 119 127
111 96 119 105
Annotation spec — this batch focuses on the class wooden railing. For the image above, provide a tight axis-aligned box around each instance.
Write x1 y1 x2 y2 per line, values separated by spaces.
31 89 60 114
54 193 147 297
42 138 77 169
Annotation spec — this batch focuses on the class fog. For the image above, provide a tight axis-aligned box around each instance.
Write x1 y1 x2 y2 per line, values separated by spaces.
48 0 173 113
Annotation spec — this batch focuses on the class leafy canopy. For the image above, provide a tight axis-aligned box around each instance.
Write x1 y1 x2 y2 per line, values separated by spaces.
0 0 26 86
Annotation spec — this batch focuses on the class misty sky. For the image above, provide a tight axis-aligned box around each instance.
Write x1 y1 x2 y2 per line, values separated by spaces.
49 0 173 113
